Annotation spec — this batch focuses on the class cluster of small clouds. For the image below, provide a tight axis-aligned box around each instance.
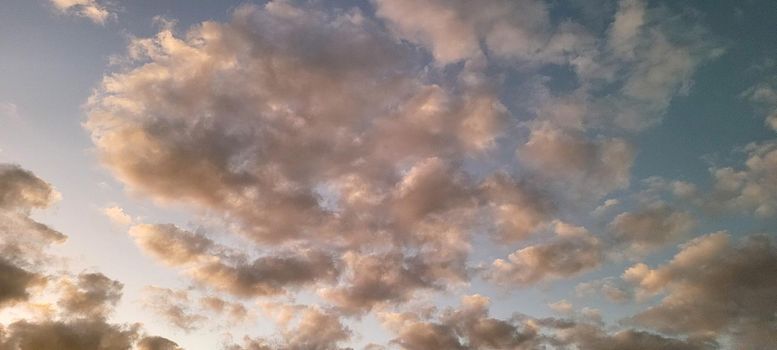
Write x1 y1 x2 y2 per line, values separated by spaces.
376 294 716 350
83 0 727 317
0 164 181 349
6 0 776 348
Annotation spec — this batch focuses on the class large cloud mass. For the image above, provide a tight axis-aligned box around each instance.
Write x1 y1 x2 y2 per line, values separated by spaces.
59 0 777 348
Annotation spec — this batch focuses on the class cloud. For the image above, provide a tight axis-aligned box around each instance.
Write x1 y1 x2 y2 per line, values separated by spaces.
380 294 538 350
129 224 339 297
142 287 205 332
0 164 181 348
49 0 114 24
85 1 502 248
622 232 777 348
742 77 777 131
0 164 59 212
322 246 469 313
379 294 711 350
481 173 554 242
0 259 39 307
706 141 777 217
103 206 133 226
57 272 123 318
517 122 634 199
0 319 140 350
0 163 65 278
608 0 645 59
373 0 566 65
136 336 183 350
608 201 697 254
548 299 574 314
199 296 249 324
487 221 603 286
576 277 632 303
227 304 351 350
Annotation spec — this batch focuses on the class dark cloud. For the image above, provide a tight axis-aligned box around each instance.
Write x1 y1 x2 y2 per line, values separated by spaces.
130 224 338 297
136 336 182 350
623 232 777 348
0 259 38 307
0 319 139 350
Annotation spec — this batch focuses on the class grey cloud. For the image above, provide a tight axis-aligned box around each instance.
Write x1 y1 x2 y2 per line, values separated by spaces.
623 232 777 348
373 0 559 64
487 222 604 286
130 224 338 297
0 259 38 307
322 249 465 313
517 123 634 200
608 201 697 254
58 272 123 318
0 319 139 350
741 75 777 131
0 164 58 212
481 173 554 242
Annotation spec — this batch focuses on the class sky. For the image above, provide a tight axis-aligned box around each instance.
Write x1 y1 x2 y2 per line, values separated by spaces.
0 0 776 349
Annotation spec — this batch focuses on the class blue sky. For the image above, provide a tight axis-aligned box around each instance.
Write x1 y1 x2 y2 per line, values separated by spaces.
1 0 776 349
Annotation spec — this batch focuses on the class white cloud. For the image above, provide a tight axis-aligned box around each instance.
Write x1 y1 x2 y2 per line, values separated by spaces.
49 0 114 24
102 205 132 226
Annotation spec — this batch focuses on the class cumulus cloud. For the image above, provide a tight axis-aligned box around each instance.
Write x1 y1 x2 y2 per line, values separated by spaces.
487 221 603 286
227 304 351 350
199 296 249 324
57 273 123 318
0 259 39 307
373 0 569 65
742 76 777 131
379 294 710 350
103 206 133 226
481 173 554 242
0 164 180 348
0 164 64 306
136 336 183 350
517 123 634 199
622 232 777 348
76 0 729 326
49 0 114 24
0 164 59 212
0 319 139 350
129 224 338 297
608 201 697 254
706 141 777 217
